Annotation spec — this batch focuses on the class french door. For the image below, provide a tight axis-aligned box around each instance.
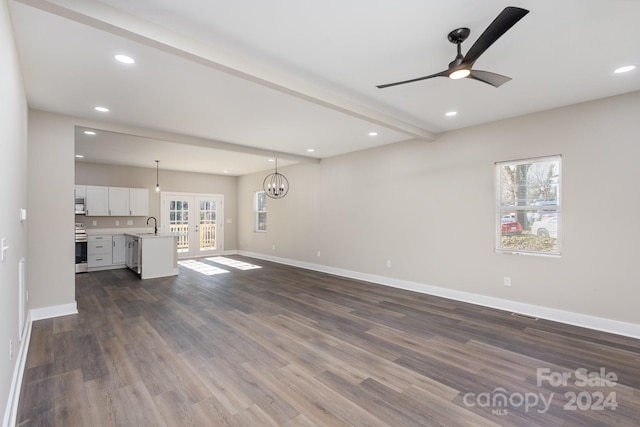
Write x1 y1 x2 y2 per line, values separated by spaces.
160 192 224 259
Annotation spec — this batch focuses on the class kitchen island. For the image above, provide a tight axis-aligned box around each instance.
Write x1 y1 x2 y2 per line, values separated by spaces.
124 232 178 279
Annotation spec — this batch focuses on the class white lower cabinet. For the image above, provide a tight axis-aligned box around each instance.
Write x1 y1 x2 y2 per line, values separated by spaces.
88 234 127 270
112 234 126 264
88 235 112 267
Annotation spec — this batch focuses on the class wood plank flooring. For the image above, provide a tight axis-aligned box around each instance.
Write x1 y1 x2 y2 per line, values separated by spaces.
17 256 640 426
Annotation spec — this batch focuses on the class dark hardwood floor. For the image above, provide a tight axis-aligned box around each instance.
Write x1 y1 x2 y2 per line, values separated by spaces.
17 256 640 426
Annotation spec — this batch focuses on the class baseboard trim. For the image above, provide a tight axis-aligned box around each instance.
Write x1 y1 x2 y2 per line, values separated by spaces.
3 302 79 426
30 302 78 322
3 312 33 427
238 251 640 339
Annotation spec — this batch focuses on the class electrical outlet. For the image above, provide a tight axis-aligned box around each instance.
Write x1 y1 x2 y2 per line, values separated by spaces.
115 220 120 226
317 251 321 257
92 220 97 226
386 260 392 268
504 276 511 287
272 244 276 251
127 220 133 225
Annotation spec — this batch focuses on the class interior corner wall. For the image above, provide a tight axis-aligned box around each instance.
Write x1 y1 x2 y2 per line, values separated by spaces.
27 110 76 310
1 0 28 422
238 91 640 326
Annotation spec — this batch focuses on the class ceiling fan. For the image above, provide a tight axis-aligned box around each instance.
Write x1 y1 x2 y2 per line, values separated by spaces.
377 6 529 89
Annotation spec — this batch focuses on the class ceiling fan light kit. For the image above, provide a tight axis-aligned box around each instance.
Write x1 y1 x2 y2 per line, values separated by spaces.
377 6 529 89
449 68 471 80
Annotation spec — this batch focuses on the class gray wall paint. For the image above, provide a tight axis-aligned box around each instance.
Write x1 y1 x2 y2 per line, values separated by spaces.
75 161 238 250
1 0 28 420
27 111 76 310
239 91 640 325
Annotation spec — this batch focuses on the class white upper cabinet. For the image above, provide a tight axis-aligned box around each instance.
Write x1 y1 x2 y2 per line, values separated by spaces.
129 188 149 216
85 186 109 216
84 185 149 216
108 187 129 216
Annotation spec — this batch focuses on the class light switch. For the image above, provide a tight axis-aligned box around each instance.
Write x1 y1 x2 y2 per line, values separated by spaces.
20 208 27 221
1 238 8 262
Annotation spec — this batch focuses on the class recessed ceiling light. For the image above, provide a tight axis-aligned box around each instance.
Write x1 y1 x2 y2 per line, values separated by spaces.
223 170 229 174
268 159 275 162
94 106 109 112
368 132 378 137
75 154 84 158
614 65 636 74
445 111 458 117
114 54 135 64
307 148 315 153
84 130 96 135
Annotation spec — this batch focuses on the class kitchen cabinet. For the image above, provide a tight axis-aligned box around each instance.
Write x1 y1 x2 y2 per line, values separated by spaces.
88 235 112 267
129 188 149 216
112 234 126 264
125 232 178 279
85 186 109 216
82 185 149 216
108 187 129 216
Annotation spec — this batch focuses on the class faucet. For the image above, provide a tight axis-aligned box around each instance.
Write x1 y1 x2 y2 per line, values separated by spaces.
146 216 158 235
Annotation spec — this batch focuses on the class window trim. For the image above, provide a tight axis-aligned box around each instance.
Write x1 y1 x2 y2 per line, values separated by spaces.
495 155 562 257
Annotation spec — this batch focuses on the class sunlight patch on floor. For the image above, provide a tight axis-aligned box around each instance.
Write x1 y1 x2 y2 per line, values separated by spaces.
206 257 262 270
178 260 230 275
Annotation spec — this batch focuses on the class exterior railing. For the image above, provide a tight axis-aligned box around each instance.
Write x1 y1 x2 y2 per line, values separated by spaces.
169 223 216 252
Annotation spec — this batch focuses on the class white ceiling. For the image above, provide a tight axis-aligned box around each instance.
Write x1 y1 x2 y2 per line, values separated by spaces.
9 0 640 175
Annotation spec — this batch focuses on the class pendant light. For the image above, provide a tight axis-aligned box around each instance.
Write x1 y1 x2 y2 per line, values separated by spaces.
155 160 160 192
263 158 289 199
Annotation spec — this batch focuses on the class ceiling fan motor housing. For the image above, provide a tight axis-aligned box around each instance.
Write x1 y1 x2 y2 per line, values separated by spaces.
447 27 470 44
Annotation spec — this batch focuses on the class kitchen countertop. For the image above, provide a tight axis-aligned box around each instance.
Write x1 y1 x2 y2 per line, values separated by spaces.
86 228 184 238
86 227 154 235
124 232 181 239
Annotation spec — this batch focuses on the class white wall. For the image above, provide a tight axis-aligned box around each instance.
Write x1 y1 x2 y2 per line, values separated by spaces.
238 92 640 328
0 0 28 422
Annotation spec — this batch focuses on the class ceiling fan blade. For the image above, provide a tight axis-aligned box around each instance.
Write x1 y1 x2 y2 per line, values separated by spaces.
463 6 529 66
376 70 447 89
468 70 512 87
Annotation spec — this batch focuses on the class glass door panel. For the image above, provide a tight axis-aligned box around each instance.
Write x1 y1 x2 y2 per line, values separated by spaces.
162 193 224 259
168 199 190 253
197 199 217 253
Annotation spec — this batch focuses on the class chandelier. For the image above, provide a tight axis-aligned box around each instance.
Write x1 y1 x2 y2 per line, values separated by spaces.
263 158 289 199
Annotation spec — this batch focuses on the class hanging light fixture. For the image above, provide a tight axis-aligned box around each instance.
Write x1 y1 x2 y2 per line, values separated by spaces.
263 158 289 199
155 160 160 192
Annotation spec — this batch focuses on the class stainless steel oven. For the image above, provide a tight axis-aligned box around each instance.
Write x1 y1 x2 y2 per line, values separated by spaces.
75 223 88 273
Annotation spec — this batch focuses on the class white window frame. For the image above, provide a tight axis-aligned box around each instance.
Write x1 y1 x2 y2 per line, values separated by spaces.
496 155 561 256
254 191 267 233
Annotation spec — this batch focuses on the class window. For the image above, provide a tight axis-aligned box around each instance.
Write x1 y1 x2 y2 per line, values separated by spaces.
496 155 561 255
254 191 267 232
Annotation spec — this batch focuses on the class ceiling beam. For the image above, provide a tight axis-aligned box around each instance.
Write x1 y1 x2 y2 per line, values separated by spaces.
16 0 437 142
